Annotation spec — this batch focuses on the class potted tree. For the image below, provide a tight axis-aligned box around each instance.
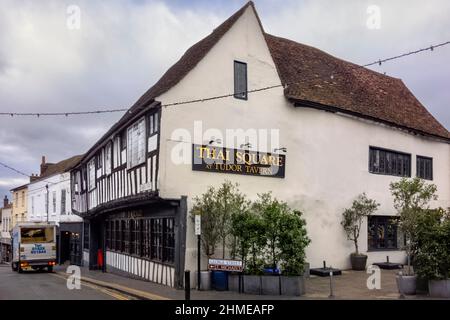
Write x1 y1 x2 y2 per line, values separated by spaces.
415 208 450 298
341 193 379 270
279 209 310 296
390 177 438 295
190 186 221 291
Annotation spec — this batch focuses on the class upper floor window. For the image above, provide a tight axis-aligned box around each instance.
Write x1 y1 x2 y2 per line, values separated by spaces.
21 191 25 207
127 117 146 168
88 159 96 191
105 142 112 175
234 61 247 100
120 130 127 165
417 156 433 180
52 191 57 214
61 189 66 215
148 112 159 136
369 147 411 177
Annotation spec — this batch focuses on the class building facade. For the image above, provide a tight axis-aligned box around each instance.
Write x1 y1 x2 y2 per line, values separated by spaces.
0 196 12 262
11 184 28 227
71 2 450 288
29 155 84 265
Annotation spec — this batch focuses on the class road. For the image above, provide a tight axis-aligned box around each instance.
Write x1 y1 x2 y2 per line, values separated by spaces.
0 263 129 300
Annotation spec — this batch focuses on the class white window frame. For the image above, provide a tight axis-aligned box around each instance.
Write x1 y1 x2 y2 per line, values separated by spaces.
127 117 146 169
105 142 112 175
88 159 96 191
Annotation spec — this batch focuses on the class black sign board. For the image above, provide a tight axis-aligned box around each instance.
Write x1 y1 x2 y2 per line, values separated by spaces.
192 144 285 178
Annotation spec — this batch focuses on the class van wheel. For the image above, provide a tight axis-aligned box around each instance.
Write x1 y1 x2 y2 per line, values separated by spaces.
47 266 53 273
18 266 23 273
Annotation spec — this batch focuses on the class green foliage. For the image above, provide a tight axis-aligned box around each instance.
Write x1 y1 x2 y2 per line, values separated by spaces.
389 177 438 275
193 183 311 276
340 193 379 255
414 208 450 280
278 210 311 276
190 186 221 257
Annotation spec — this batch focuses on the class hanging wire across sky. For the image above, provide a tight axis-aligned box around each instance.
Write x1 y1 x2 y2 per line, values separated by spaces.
0 40 449 117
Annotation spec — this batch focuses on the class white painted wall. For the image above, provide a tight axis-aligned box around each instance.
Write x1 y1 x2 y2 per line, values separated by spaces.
1 207 12 239
155 6 450 271
28 172 82 224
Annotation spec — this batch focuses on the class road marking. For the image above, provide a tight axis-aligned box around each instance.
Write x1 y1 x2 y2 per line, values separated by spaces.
50 273 132 300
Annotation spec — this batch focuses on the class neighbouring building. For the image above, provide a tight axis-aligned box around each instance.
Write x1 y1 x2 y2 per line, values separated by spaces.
29 155 84 265
71 2 450 288
11 183 30 227
1 196 12 262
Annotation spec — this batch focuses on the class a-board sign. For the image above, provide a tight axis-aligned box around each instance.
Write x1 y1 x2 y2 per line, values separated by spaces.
208 258 243 272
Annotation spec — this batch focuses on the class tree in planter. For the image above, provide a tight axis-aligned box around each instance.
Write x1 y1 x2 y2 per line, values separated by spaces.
341 193 379 270
414 208 450 281
190 186 221 258
215 181 248 259
390 177 438 276
231 209 266 275
279 210 311 276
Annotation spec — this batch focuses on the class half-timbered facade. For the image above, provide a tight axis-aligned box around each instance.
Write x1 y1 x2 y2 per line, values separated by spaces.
71 104 187 287
72 2 449 288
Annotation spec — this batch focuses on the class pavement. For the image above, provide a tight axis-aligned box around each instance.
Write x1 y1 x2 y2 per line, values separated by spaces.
52 264 440 300
2 261 444 300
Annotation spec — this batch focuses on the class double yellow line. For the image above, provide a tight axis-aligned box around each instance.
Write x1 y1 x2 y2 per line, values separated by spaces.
51 273 133 300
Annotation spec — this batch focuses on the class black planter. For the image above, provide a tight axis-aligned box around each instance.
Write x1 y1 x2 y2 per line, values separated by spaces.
350 254 367 271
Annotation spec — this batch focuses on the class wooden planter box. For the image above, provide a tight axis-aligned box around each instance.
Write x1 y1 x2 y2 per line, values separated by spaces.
261 275 281 295
428 279 450 298
240 274 306 296
281 275 306 296
228 274 241 292
243 275 262 295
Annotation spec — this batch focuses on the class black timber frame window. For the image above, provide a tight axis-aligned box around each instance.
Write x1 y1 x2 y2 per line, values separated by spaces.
83 222 90 250
234 61 247 100
106 217 175 264
368 216 399 250
369 146 411 177
417 156 433 180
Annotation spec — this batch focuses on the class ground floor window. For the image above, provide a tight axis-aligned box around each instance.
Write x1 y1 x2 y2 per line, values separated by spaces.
368 216 399 250
106 217 175 264
83 222 90 249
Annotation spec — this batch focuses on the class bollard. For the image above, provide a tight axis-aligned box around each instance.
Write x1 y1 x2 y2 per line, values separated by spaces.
329 267 334 298
185 270 191 300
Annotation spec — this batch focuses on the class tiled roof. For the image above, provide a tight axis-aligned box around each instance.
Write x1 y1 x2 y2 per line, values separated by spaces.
79 0 448 160
265 34 449 140
37 155 84 180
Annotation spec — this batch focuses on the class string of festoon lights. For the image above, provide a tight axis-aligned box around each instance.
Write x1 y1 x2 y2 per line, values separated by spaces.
0 40 448 118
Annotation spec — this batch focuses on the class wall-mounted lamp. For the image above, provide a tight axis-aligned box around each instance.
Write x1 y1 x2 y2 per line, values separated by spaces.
240 143 252 149
208 137 222 145
273 147 287 153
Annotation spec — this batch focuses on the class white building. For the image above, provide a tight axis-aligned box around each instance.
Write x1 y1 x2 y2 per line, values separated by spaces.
71 2 449 287
1 196 12 262
28 155 84 264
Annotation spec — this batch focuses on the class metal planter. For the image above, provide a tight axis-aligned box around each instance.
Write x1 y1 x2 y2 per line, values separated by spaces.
428 279 450 298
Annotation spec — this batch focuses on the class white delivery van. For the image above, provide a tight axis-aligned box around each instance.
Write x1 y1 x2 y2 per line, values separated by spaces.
11 222 57 272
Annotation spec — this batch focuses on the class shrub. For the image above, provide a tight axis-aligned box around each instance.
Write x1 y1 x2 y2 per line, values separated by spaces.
341 193 379 255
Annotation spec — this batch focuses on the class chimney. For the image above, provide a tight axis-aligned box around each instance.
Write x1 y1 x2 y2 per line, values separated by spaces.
30 173 39 182
40 155 47 175
3 195 9 208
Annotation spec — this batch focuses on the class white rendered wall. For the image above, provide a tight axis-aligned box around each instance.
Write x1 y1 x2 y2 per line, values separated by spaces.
155 6 450 271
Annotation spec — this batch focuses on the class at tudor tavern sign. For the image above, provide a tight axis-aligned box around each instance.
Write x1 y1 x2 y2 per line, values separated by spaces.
192 144 286 178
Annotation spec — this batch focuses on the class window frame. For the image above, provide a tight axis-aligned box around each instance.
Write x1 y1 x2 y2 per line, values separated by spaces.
234 60 248 100
368 216 400 251
416 155 433 180
127 117 147 169
368 146 411 177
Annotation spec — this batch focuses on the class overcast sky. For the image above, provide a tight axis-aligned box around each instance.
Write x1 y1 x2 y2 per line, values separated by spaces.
0 0 449 200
